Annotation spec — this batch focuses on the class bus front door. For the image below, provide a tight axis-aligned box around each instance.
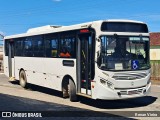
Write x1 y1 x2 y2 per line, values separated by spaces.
77 33 94 96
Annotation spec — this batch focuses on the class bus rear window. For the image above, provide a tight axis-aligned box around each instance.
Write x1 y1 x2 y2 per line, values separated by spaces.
101 22 148 33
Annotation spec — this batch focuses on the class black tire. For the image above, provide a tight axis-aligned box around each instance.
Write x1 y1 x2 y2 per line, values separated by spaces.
62 77 69 98
19 70 28 88
69 79 77 102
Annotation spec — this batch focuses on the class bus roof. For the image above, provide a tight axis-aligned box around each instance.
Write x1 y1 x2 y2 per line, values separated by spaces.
4 19 146 39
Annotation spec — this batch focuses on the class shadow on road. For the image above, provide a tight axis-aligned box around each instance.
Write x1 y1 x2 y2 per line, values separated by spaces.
79 96 157 109
11 80 63 98
10 80 157 110
0 93 134 119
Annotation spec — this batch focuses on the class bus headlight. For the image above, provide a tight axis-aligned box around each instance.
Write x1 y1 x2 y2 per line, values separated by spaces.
107 81 114 90
100 79 114 90
100 79 107 85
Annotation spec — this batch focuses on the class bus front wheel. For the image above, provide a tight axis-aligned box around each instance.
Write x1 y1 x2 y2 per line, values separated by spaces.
19 70 28 88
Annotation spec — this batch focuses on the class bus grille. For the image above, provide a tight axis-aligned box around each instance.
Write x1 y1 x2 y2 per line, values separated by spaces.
112 72 147 80
119 89 143 95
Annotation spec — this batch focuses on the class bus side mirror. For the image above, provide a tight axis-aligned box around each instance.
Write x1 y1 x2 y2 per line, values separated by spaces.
96 50 102 64
95 50 101 63
97 50 100 57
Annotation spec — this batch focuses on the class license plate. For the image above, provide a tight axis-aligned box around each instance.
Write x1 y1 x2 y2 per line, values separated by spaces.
128 90 138 95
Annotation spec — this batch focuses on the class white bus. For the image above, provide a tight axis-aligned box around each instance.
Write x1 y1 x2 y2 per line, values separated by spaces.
4 20 151 101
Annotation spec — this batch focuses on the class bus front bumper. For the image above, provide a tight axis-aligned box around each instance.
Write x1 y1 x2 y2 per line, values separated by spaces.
96 82 151 100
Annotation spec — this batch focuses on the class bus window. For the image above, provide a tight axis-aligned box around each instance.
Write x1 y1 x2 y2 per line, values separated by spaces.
32 36 44 57
24 37 33 57
51 39 58 57
45 34 58 58
59 37 76 58
15 38 24 56
5 40 9 56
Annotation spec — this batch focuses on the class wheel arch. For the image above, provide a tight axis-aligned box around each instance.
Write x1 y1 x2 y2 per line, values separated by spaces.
61 74 76 91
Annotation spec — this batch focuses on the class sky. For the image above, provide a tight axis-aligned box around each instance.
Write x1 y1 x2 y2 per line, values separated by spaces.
0 0 160 36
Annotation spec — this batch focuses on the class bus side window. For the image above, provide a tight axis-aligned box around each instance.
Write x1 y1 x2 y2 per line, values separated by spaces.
59 37 76 58
5 40 9 56
32 36 44 57
51 39 58 57
24 38 33 57
44 34 58 58
15 39 24 56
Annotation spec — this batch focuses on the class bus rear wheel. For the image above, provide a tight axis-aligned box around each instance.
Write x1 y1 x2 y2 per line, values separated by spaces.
19 70 28 88
69 79 77 102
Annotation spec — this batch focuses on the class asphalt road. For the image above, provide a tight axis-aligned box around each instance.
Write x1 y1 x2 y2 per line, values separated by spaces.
0 74 159 120
0 94 133 120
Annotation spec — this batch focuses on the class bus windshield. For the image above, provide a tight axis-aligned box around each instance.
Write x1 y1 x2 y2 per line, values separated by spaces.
98 36 150 71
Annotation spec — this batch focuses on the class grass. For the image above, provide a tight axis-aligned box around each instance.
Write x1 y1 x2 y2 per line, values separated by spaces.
150 60 160 64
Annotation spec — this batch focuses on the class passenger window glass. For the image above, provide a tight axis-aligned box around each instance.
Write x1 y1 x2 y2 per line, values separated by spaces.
60 36 76 58
51 39 58 57
15 38 24 56
24 37 33 57
32 36 44 57
5 40 9 56
45 34 58 58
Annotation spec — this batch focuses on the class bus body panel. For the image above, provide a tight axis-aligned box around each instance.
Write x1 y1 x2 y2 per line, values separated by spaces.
14 57 76 91
3 56 15 78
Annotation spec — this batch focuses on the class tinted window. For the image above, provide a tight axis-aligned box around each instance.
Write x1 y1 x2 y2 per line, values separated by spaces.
32 36 44 57
59 35 76 58
15 38 24 56
5 40 9 56
101 22 148 33
23 36 44 57
45 34 58 58
24 37 33 57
